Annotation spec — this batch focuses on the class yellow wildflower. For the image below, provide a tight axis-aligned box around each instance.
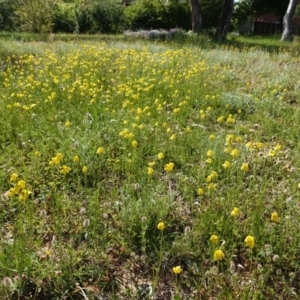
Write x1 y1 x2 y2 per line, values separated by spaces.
241 163 249 172
132 140 138 148
231 207 239 217
197 188 204 196
73 155 80 163
17 180 26 190
157 152 164 160
230 149 239 158
52 156 60 165
246 141 255 149
14 184 22 194
210 235 219 244
226 114 235 124
172 266 182 274
148 161 156 167
56 153 63 160
211 171 218 177
82 166 88 173
213 249 225 261
60 165 71 175
245 235 255 249
157 222 165 231
96 147 105 155
65 120 71 127
271 212 279 223
255 142 264 150
206 158 213 164
164 162 174 173
207 183 217 190
206 175 213 182
225 134 234 145
7 187 18 197
10 173 18 183
268 149 276 157
209 134 216 141
19 189 30 201
207 150 214 157
217 116 224 123
170 134 176 141
128 132 135 139
147 167 154 176
222 161 231 169
34 151 41 157
50 153 63 165
274 144 281 151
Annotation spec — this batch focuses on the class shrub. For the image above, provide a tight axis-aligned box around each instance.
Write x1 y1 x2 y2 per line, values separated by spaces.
53 2 78 33
13 0 56 33
124 0 191 31
0 0 17 31
77 0 127 33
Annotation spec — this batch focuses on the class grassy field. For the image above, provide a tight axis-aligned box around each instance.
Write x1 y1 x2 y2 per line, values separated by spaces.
1 33 300 299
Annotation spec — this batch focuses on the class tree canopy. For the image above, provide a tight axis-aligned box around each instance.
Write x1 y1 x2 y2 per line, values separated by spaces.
0 0 298 41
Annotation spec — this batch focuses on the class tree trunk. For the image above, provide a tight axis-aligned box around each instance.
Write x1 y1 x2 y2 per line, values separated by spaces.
215 0 234 40
281 0 297 41
190 0 201 33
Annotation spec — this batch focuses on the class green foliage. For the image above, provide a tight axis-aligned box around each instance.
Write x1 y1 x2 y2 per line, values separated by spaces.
124 0 191 30
13 0 57 33
76 0 127 33
124 0 224 31
0 0 17 30
53 1 78 33
201 0 224 29
233 0 252 26
124 0 166 30
235 0 290 24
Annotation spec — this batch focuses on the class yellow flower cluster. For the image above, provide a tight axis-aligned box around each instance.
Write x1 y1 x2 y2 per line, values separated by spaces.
164 162 175 173
245 235 255 249
119 128 135 139
49 153 63 166
96 147 105 155
7 174 31 201
60 165 71 175
208 232 256 262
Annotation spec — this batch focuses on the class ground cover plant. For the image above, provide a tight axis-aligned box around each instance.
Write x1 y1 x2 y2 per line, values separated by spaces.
1 35 300 299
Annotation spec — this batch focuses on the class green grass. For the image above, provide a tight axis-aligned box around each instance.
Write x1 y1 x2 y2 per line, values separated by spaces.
1 33 300 299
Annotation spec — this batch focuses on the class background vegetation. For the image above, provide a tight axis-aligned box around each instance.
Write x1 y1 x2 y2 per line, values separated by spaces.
0 0 288 34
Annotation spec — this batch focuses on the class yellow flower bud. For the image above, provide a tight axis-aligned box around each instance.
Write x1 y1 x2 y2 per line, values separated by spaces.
157 222 165 231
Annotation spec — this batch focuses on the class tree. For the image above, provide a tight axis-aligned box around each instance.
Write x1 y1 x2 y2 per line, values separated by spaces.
253 0 289 21
53 1 78 33
0 0 16 30
13 0 57 33
281 0 298 40
201 0 223 29
77 0 126 33
190 0 201 33
215 0 234 40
